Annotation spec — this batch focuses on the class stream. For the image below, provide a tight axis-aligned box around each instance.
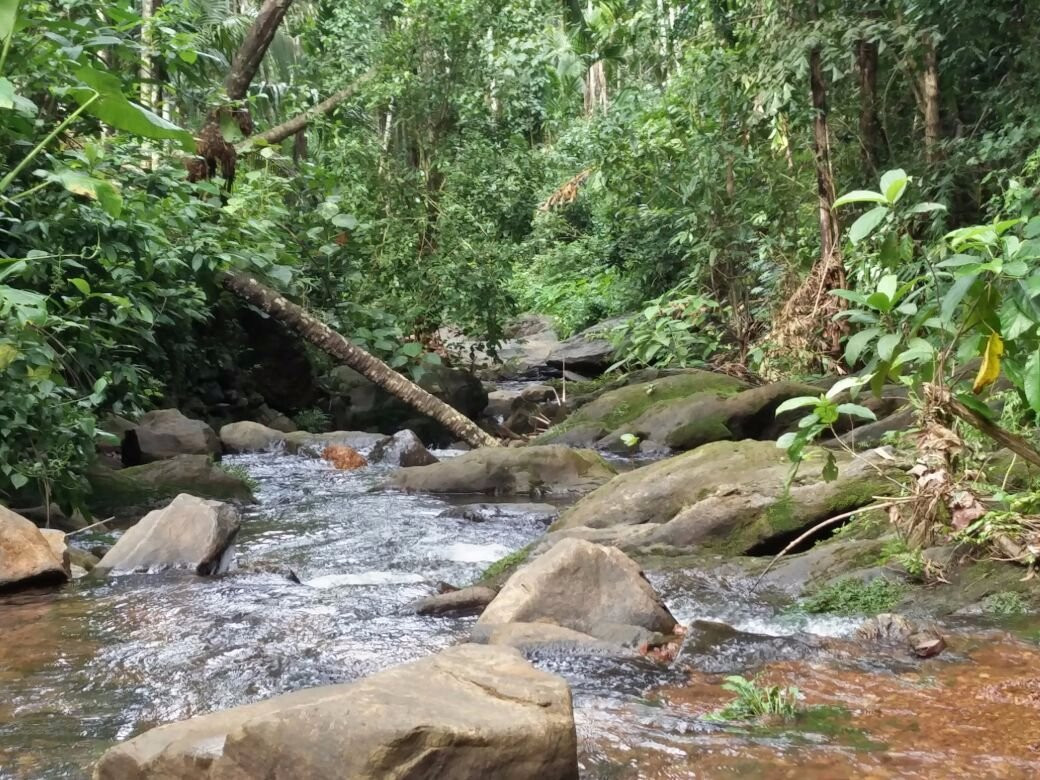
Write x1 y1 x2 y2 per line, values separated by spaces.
4 451 1040 778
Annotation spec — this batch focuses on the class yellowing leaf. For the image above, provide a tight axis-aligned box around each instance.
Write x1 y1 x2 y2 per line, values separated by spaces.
0 342 18 370
972 332 1004 394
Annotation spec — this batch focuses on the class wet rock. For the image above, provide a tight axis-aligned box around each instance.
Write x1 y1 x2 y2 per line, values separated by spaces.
389 445 615 497
537 370 746 447
830 406 915 450
0 506 69 590
230 562 301 584
255 404 297 433
68 545 100 572
553 440 898 556
87 455 255 515
677 620 830 674
856 613 946 659
487 389 523 418
96 494 241 576
39 529 70 576
219 421 287 453
321 445 368 470
284 430 389 458
369 429 438 467
471 622 635 656
92 644 578 780
410 585 498 615
122 409 221 465
478 538 677 644
438 502 559 524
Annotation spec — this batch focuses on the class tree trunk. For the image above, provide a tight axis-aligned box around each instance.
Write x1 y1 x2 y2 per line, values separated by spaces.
220 272 500 449
921 35 942 164
810 43 842 276
224 0 295 101
583 59 608 115
856 38 884 175
240 72 373 150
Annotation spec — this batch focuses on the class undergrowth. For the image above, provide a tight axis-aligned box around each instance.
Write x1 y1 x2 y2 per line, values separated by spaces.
705 675 802 721
799 577 905 616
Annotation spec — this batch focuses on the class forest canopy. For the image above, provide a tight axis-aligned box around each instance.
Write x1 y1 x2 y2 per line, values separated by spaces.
3 0 1040 509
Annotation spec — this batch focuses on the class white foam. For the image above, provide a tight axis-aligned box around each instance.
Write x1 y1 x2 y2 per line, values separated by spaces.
440 542 512 563
306 571 426 588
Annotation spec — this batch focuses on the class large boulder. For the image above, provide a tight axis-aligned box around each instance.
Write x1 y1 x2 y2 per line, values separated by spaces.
88 455 254 515
477 538 677 645
0 506 69 590
96 494 241 576
122 409 221 465
326 364 488 444
552 439 899 556
369 429 438 467
546 319 623 374
284 430 389 458
92 644 578 780
389 445 616 497
537 370 747 448
219 421 287 453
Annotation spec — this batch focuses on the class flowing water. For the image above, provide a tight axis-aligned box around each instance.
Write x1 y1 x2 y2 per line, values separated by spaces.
2 451 1040 778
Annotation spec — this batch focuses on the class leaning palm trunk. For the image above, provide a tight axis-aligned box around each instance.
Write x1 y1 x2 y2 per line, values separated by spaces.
221 273 500 449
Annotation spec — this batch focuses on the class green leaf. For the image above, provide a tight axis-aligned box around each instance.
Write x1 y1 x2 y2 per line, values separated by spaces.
835 403 877 421
69 277 90 295
401 341 423 358
877 274 898 303
0 76 36 116
219 112 245 143
0 0 18 41
72 66 194 152
10 472 28 490
619 433 640 447
866 291 892 313
830 289 868 306
940 273 978 323
1024 351 1040 415
849 206 889 244
877 333 901 362
879 169 908 204
45 170 122 217
332 213 359 229
833 190 887 208
775 396 821 415
907 202 946 214
844 327 879 366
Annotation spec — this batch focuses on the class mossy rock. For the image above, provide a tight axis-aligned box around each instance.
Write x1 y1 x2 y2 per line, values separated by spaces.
388 445 616 497
551 439 900 556
537 370 747 446
88 455 255 516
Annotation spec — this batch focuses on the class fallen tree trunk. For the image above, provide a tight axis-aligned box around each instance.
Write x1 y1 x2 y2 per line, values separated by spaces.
220 272 500 449
241 71 374 150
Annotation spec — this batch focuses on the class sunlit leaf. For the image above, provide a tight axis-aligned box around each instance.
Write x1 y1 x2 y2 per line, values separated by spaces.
848 206 889 244
0 77 36 116
879 169 908 203
1024 351 1040 414
833 189 887 208
972 332 1003 394
44 170 122 217
0 0 18 41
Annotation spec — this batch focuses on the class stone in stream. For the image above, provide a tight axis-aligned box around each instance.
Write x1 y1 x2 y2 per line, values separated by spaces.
95 494 241 576
122 409 222 465
438 502 559 524
470 622 638 657
409 584 498 615
87 455 255 516
856 613 946 659
477 538 677 647
551 439 899 556
388 445 616 497
91 644 578 780
676 620 831 674
0 505 69 590
545 319 621 374
219 421 287 453
368 429 438 467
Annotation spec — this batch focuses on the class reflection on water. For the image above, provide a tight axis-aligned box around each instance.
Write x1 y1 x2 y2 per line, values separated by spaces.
2 452 1040 779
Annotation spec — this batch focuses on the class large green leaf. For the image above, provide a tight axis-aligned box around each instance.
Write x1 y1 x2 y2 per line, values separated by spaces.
879 169 908 204
849 206 889 244
833 190 887 208
71 66 194 152
0 0 18 41
1025 351 1040 415
0 77 36 116
844 327 879 366
45 170 122 217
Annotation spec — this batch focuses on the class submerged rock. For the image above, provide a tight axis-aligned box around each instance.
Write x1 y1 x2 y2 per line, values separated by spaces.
219 421 287 453
39 529 71 576
369 429 438 467
677 620 831 674
856 613 946 659
553 439 898 556
96 494 241 576
0 506 69 590
389 445 616 497
122 409 221 465
92 644 578 780
321 445 368 470
438 502 559 524
477 538 677 645
410 585 498 615
471 622 636 656
87 455 254 515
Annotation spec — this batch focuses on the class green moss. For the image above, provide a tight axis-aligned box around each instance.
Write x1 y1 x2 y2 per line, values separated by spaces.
478 544 532 583
799 577 904 616
663 414 733 449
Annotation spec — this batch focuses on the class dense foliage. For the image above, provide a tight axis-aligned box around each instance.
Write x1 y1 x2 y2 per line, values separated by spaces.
3 0 1040 510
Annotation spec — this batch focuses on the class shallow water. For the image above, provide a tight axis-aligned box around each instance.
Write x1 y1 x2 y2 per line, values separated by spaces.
2 451 1040 778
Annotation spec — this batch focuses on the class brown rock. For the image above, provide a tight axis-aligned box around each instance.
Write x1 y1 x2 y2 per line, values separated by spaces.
0 506 68 590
